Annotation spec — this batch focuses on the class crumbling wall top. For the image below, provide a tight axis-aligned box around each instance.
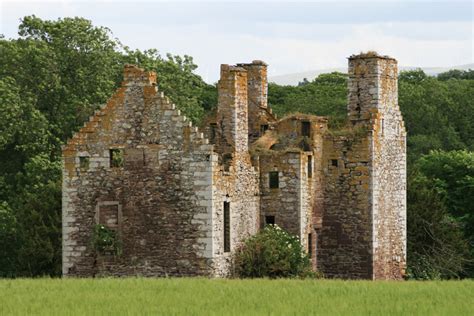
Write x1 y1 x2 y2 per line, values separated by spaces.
236 60 268 67
348 51 396 61
123 64 157 86
220 64 247 73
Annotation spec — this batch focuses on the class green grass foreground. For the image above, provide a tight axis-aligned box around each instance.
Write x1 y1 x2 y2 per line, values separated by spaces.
0 278 473 315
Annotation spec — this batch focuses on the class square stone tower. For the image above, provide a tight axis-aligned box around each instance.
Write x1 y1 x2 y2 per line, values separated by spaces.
318 53 406 279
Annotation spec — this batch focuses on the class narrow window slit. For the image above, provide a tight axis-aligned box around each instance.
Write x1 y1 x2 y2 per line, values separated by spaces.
269 171 279 189
223 202 230 252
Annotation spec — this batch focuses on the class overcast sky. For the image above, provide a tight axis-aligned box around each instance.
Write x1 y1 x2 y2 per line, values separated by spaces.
1 0 473 82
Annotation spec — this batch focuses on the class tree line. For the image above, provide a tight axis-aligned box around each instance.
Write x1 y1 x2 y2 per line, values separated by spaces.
0 16 215 277
0 16 472 278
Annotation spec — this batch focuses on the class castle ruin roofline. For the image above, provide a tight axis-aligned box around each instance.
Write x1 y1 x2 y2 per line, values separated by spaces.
62 52 406 280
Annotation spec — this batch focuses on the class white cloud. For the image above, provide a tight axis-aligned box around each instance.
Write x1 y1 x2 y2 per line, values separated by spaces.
109 21 472 82
1 1 472 82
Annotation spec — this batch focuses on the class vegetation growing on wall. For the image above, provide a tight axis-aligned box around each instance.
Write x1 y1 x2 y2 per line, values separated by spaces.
92 225 122 256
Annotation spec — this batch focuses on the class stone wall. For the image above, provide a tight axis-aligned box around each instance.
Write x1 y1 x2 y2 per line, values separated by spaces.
349 56 407 279
255 115 327 266
211 64 260 276
210 157 260 276
216 65 248 156
63 65 219 277
318 132 373 278
258 151 302 237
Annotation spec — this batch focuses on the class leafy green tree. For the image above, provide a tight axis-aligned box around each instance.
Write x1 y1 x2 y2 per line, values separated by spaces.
398 70 474 162
0 76 51 198
0 202 17 277
438 69 474 81
406 171 470 279
0 15 214 277
1 16 124 150
415 150 474 276
399 69 428 84
12 154 62 276
268 72 347 120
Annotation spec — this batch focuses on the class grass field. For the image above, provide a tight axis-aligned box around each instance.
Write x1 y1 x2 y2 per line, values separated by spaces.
0 278 472 315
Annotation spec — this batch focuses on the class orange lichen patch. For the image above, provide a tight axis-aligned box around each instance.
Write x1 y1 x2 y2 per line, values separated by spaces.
143 85 158 109
251 130 278 150
62 86 127 156
354 62 368 76
62 148 77 178
183 125 191 152
123 64 157 86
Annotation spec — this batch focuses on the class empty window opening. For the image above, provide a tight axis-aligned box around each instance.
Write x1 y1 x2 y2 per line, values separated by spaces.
209 123 217 143
260 124 269 134
331 159 338 167
223 153 233 172
308 233 313 256
307 156 313 178
269 171 279 189
110 148 124 168
299 139 311 151
224 202 230 252
381 119 385 135
301 121 311 137
79 156 90 170
265 215 275 226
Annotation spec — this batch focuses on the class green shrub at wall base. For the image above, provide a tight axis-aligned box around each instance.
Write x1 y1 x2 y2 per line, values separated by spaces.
233 225 315 278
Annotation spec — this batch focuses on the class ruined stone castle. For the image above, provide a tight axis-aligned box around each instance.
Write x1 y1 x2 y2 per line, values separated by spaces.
62 52 406 279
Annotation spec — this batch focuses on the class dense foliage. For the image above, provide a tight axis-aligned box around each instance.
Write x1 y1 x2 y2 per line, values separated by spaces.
406 169 470 279
0 16 472 279
233 225 313 278
0 16 215 277
269 72 348 127
412 150 474 277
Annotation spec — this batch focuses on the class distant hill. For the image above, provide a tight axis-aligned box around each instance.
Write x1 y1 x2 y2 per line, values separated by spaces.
269 63 474 86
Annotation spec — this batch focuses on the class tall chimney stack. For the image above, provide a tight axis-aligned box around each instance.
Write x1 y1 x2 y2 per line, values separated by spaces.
216 65 249 156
